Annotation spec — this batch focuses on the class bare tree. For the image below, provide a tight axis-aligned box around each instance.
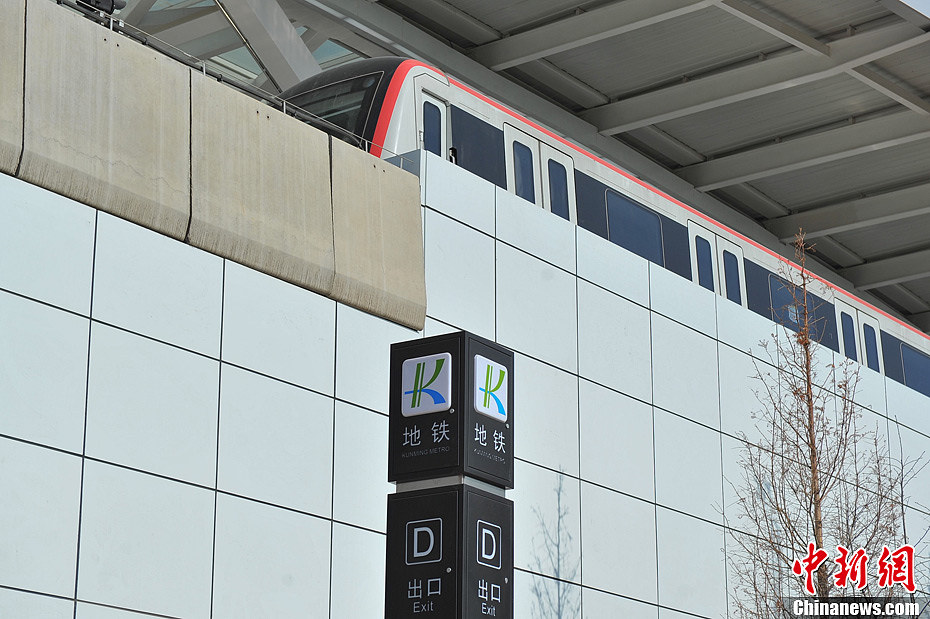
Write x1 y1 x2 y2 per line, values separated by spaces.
530 475 580 619
727 233 926 617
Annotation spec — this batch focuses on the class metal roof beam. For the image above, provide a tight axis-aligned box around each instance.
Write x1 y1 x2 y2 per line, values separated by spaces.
149 8 235 51
765 182 930 241
469 0 714 71
217 0 320 91
387 0 500 45
847 66 930 116
676 111 930 191
839 248 930 289
121 0 157 24
515 60 609 109
714 0 829 56
580 23 930 134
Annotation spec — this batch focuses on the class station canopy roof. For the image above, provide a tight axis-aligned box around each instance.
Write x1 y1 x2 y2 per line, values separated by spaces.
117 0 930 334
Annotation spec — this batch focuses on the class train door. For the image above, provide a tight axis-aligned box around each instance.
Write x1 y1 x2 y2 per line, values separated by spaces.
717 237 746 308
504 124 542 206
414 76 449 160
688 221 718 294
539 142 575 223
835 299 859 363
858 310 884 373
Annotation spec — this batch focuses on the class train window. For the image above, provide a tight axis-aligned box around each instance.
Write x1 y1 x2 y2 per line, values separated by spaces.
285 72 382 138
863 324 880 371
547 160 570 221
423 101 442 156
695 236 714 292
722 251 741 305
513 142 535 203
840 312 857 361
607 190 663 265
902 344 930 397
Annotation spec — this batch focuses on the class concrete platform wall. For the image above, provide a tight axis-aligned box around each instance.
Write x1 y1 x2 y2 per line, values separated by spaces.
3 0 425 330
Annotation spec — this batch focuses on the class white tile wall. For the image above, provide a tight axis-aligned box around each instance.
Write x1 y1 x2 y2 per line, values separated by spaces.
718 343 765 440
222 261 336 393
580 482 657 602
335 303 418 413
212 494 332 619
582 588 658 619
77 461 214 619
514 353 579 476
0 175 95 314
579 379 655 501
0 291 89 453
218 365 334 516
511 461 582 584
652 314 720 428
497 242 578 372
654 409 723 524
496 187 576 273
577 280 651 401
331 402 392 533
576 226 649 307
330 524 386 618
423 209 496 338
5 163 930 616
650 262 716 337
85 323 219 486
0 438 81 597
656 507 727 618
514 570 582 618
0 588 74 619
92 213 223 357
422 152 496 234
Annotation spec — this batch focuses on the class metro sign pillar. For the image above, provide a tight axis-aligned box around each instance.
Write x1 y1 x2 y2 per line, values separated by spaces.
386 332 514 619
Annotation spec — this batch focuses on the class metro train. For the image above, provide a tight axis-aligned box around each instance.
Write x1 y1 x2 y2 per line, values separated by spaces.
281 57 930 400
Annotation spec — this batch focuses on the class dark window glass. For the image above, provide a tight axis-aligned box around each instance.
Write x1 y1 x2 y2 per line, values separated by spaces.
723 251 742 305
547 160 570 220
574 170 608 239
840 312 857 362
695 236 714 291
606 191 663 265
902 344 930 397
863 324 879 371
450 106 505 188
286 72 382 138
423 101 442 156
513 142 535 203
768 275 798 330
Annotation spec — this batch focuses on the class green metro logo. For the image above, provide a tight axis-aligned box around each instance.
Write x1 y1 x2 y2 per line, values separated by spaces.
407 358 446 408
475 355 508 421
401 352 452 417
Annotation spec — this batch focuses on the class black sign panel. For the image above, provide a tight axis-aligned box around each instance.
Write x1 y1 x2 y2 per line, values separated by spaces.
463 487 513 619
386 487 460 618
389 332 514 488
386 485 513 619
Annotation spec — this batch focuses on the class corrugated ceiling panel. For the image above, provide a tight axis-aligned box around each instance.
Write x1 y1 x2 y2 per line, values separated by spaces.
547 7 785 98
747 137 930 208
657 74 888 156
445 0 591 34
831 212 930 259
872 41 930 94
747 0 891 34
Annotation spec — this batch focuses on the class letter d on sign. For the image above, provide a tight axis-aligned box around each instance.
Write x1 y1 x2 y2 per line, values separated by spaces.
476 520 502 569
413 527 434 558
405 518 442 565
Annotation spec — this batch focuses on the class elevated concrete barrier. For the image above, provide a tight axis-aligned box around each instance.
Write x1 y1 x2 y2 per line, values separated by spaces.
0 0 24 174
18 0 190 239
4 0 427 330
188 74 335 295
331 139 427 330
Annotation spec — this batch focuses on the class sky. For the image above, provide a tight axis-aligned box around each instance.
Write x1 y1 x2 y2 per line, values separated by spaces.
901 0 930 17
